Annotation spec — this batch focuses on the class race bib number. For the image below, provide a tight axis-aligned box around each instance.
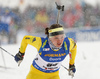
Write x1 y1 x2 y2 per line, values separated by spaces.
34 54 61 70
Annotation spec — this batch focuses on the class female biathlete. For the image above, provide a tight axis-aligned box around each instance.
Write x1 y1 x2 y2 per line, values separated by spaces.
14 24 77 79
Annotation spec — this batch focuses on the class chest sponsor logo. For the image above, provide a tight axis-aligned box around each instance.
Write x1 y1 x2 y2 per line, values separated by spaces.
49 57 61 61
44 53 66 57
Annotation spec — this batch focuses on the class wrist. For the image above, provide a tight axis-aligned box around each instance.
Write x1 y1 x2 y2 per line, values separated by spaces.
69 64 75 68
69 64 76 73
18 51 25 57
15 51 25 60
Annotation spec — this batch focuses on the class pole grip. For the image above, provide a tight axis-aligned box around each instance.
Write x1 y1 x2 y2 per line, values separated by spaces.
55 2 64 24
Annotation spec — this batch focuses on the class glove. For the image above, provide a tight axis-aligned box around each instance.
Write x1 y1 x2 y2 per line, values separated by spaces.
68 64 76 77
14 51 24 66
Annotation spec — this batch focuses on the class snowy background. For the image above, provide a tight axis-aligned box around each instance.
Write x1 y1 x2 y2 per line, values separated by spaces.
0 0 100 79
0 34 100 79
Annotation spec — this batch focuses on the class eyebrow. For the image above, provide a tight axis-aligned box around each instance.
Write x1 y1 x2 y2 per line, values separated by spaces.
55 36 64 39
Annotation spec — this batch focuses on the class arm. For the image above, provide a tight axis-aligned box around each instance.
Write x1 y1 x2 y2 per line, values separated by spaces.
14 35 42 65
68 38 77 65
68 38 77 77
19 35 42 53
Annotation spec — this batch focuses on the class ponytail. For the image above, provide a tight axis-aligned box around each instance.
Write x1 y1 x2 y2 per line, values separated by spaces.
45 27 49 37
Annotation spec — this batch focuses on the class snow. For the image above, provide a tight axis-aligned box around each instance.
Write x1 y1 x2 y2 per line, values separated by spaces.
0 0 100 9
0 36 100 79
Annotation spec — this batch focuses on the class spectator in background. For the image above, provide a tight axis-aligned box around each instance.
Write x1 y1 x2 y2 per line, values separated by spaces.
0 8 12 34
63 1 83 28
0 8 18 44
25 19 34 33
34 8 49 28
63 8 76 28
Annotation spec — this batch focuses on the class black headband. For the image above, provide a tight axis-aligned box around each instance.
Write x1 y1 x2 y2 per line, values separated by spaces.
49 31 64 37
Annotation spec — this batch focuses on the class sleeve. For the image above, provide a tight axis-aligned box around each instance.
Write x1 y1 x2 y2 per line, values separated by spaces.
68 38 77 65
19 35 42 53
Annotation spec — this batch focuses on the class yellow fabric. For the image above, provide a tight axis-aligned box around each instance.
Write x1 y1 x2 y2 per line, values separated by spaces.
26 65 60 79
19 35 77 78
49 27 64 33
19 35 77 65
19 35 42 53
68 38 77 65
69 45 77 65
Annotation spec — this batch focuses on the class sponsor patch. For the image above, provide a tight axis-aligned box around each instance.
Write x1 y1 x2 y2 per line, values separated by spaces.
32 37 36 42
43 48 50 51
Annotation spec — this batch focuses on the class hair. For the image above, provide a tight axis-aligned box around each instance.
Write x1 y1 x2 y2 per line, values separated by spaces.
45 24 63 37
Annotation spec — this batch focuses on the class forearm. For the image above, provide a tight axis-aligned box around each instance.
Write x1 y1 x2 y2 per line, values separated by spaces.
69 45 77 65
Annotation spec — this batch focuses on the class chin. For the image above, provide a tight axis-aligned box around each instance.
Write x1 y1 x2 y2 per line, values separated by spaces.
56 45 61 47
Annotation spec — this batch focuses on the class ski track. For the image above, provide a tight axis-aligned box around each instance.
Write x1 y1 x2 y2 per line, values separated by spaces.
0 41 100 79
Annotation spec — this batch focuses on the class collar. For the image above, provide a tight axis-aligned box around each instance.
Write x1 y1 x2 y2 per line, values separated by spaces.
48 38 61 51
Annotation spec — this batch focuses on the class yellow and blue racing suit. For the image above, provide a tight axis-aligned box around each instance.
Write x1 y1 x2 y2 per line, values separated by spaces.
19 35 77 79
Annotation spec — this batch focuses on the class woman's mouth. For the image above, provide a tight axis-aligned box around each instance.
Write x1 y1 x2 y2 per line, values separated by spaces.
57 43 61 46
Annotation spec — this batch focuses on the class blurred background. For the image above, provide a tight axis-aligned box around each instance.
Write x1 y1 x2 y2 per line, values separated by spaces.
0 1 100 79
0 0 100 44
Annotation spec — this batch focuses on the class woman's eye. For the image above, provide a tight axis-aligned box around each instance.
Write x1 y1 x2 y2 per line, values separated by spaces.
61 36 64 39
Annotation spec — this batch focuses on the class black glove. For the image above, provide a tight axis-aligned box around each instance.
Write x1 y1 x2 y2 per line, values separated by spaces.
69 64 76 77
14 51 24 66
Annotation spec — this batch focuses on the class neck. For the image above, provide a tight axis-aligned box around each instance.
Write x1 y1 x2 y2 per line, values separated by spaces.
48 39 61 51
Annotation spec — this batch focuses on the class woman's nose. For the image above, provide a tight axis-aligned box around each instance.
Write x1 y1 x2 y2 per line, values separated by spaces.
57 39 62 42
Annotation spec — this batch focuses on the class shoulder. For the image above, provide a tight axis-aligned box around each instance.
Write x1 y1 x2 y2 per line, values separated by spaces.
23 35 42 39
23 35 42 42
67 37 76 50
68 38 76 45
68 38 74 43
41 37 48 44
64 37 70 43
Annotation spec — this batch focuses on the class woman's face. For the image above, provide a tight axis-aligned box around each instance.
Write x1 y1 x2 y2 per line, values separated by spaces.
49 34 64 47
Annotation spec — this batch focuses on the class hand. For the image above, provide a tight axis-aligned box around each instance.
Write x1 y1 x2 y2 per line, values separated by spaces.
14 51 24 66
68 64 76 77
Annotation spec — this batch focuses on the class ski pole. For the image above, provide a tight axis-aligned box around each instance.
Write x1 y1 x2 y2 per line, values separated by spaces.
61 64 69 71
0 47 22 66
0 47 14 57
0 41 7 69
61 64 74 78
1 49 7 69
55 2 64 24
